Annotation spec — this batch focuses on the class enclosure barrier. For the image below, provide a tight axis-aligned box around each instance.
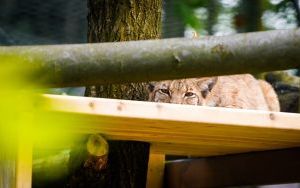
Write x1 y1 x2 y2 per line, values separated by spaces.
0 29 299 87
0 29 300 188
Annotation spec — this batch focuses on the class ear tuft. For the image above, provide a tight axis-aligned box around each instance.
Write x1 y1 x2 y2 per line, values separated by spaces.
207 77 217 92
148 82 155 92
197 77 217 98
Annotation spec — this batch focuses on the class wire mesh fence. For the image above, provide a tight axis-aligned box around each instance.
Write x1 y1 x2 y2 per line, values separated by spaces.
0 0 87 45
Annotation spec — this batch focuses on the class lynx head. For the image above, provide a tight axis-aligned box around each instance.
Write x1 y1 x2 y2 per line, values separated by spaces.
148 77 217 105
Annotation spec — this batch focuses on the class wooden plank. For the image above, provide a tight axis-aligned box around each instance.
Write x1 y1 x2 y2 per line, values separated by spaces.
0 153 16 188
38 94 300 156
146 146 165 188
0 127 32 188
165 147 300 188
16 130 33 188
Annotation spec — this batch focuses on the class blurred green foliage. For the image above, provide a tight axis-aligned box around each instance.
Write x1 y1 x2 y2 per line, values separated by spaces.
176 1 203 30
0 55 79 157
171 0 299 35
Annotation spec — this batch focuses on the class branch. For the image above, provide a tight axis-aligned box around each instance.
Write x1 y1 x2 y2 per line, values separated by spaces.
0 29 300 87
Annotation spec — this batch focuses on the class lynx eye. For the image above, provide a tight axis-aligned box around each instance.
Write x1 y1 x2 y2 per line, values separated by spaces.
185 92 195 97
159 89 170 96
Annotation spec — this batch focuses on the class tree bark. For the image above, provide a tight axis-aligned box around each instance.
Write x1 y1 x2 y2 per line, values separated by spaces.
86 0 161 100
87 0 161 43
291 0 300 27
206 0 220 35
1 29 300 87
69 1 162 188
235 0 263 33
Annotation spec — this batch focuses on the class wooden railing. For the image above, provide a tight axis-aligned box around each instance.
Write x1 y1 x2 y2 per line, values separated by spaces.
14 94 300 188
1 28 300 188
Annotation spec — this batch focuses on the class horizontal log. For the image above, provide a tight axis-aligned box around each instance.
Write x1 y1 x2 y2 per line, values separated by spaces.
33 134 108 187
0 29 300 87
165 147 300 188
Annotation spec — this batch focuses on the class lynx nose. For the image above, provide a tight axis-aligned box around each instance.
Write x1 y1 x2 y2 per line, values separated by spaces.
170 97 184 104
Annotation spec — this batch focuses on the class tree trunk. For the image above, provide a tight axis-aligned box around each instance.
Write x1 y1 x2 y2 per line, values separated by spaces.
86 0 161 100
87 0 161 43
70 1 162 188
206 0 220 35
235 0 263 33
291 0 300 27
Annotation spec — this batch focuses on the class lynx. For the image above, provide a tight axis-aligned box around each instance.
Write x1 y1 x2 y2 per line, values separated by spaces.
148 74 280 111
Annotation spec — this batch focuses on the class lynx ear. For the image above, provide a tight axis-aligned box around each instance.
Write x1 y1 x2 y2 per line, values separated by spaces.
207 77 217 92
147 82 157 102
147 82 155 92
198 77 217 98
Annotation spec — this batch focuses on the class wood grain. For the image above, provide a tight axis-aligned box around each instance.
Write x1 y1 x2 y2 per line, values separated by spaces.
16 132 32 188
38 94 300 156
146 146 165 188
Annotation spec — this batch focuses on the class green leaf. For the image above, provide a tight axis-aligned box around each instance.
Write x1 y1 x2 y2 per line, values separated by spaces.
183 0 208 8
176 1 203 30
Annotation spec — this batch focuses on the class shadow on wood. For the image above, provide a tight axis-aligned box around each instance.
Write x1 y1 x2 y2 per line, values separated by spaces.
165 147 300 188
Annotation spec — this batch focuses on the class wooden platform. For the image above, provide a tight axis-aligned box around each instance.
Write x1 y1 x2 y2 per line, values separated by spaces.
39 94 300 157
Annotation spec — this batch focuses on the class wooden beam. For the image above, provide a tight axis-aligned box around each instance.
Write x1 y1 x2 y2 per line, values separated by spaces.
16 125 33 188
146 146 165 188
165 147 300 188
0 153 16 188
0 127 33 188
16 137 32 188
37 95 300 157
